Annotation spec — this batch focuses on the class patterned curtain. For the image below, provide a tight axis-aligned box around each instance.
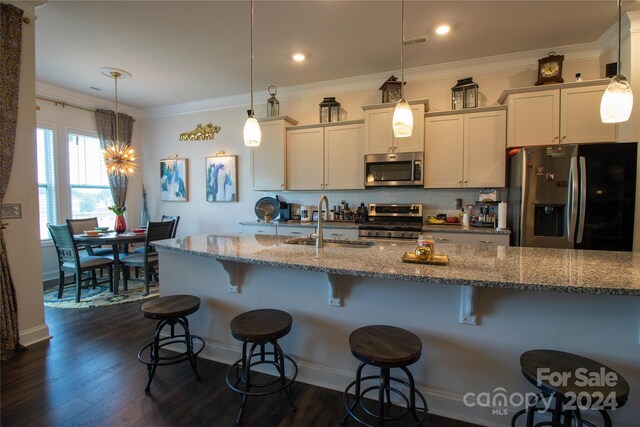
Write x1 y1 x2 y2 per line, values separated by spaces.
0 3 27 360
95 109 134 208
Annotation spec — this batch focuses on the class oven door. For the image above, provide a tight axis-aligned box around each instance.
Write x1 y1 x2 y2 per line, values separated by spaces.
364 152 423 187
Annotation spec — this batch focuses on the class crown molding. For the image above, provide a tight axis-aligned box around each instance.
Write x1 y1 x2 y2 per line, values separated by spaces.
141 41 602 120
36 81 143 117
597 11 637 56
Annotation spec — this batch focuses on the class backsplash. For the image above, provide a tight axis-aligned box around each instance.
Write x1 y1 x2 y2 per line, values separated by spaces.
256 188 506 219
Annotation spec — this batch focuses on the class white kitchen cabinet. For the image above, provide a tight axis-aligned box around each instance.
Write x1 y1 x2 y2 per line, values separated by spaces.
252 117 297 191
425 108 506 188
429 232 510 246
503 80 616 148
560 85 615 144
277 225 314 237
507 90 559 148
286 127 324 190
324 124 364 190
362 100 427 154
324 227 359 239
286 121 364 191
241 224 277 235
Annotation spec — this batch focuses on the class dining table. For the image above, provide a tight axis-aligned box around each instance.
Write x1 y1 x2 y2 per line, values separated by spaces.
74 230 146 295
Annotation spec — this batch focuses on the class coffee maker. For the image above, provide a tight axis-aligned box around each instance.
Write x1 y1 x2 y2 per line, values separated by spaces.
276 195 291 221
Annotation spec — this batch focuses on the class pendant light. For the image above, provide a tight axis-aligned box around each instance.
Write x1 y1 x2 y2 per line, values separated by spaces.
600 0 633 123
99 67 136 176
392 0 413 138
243 0 261 146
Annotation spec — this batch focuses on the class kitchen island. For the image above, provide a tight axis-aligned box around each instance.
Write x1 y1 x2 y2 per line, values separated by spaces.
153 234 640 426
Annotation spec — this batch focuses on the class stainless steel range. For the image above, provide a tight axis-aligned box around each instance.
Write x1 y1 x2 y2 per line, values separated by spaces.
358 203 423 239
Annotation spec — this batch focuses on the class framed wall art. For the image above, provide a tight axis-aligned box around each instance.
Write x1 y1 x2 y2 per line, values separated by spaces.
205 155 237 202
160 158 188 201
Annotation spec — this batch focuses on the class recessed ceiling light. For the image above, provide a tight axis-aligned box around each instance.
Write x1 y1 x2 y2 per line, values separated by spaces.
435 25 450 36
292 53 305 62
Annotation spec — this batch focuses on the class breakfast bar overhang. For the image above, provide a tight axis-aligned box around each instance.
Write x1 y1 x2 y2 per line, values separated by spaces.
153 234 640 426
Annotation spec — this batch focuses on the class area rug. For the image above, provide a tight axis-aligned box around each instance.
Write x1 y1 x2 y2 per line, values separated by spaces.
44 281 159 308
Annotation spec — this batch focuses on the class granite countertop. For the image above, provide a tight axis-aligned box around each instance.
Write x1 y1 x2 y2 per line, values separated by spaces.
423 224 511 234
153 234 640 296
240 220 359 229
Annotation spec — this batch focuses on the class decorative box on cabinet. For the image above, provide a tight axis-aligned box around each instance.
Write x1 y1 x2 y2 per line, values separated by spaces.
424 107 506 188
252 116 298 191
499 80 615 148
286 120 364 191
362 99 428 154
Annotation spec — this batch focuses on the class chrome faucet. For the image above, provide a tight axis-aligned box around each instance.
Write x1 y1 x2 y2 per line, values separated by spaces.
316 194 329 248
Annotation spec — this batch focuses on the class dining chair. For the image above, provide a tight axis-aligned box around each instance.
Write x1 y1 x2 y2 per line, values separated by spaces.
47 223 114 303
121 220 174 295
161 215 180 238
66 217 113 257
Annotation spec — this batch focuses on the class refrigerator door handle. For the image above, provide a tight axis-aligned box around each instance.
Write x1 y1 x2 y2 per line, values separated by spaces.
576 156 587 244
567 157 579 243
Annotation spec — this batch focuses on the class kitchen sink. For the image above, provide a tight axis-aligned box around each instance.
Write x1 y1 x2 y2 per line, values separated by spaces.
283 238 375 249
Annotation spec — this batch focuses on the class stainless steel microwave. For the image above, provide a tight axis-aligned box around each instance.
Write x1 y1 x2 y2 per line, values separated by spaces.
364 152 423 187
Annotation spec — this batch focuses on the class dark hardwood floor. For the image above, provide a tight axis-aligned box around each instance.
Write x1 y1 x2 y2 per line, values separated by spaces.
1 300 482 427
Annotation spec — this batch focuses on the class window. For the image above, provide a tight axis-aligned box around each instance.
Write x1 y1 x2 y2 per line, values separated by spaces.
68 132 112 227
36 127 57 240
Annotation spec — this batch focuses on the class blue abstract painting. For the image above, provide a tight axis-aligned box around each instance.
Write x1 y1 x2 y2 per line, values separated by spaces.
205 155 237 202
160 158 188 201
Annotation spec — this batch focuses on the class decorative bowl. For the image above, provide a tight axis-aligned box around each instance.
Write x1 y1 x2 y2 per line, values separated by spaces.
131 228 146 234
83 230 101 237
94 227 110 232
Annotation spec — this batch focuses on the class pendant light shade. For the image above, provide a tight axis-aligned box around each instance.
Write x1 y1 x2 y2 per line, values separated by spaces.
393 99 413 138
600 76 634 123
244 0 261 146
600 0 633 123
393 0 413 138
243 111 261 147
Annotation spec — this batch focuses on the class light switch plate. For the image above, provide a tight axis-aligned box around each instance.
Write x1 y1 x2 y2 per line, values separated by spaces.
1 203 22 219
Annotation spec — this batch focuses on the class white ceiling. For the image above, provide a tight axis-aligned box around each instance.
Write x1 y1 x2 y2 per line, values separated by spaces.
35 0 639 110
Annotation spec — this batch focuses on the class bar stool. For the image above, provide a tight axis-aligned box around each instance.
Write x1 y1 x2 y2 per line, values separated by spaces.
137 295 205 392
225 309 298 424
342 325 428 426
511 349 629 427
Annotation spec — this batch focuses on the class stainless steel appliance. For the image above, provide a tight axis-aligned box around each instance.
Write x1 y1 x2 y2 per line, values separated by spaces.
507 143 637 251
364 152 423 187
358 203 423 239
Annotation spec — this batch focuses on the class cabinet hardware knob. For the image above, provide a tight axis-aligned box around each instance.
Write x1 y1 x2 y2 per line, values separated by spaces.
458 180 462 183
562 135 566 140
464 180 468 183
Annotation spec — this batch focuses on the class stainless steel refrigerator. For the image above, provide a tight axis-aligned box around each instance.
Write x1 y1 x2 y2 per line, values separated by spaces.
507 143 637 251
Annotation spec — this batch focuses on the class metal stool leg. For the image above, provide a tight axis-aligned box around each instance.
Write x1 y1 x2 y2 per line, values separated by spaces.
342 362 366 424
378 367 387 426
145 318 168 392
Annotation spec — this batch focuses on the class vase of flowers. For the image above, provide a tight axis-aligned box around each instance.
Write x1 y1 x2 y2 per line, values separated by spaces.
109 205 127 233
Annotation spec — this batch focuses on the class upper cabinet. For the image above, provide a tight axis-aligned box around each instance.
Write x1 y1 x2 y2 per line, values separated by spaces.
425 107 506 189
500 80 616 148
286 120 364 191
362 99 428 154
252 117 298 191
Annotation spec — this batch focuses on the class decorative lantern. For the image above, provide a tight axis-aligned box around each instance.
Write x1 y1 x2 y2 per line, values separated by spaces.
379 75 403 103
319 97 341 123
267 85 279 117
451 77 479 110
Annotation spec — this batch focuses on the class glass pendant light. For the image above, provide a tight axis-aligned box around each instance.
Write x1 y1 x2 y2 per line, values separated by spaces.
600 0 633 123
393 0 413 138
244 0 261 146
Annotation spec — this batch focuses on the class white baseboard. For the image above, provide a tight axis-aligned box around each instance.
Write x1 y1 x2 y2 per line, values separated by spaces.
181 340 512 426
19 323 51 346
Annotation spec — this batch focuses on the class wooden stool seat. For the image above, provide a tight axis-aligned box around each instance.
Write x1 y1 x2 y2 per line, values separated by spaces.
512 349 629 427
521 349 629 408
349 325 422 367
230 309 292 343
142 295 200 320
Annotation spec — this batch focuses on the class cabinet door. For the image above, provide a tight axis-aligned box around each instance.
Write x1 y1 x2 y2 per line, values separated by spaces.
324 228 359 239
286 127 324 190
364 109 393 154
464 110 506 188
394 104 425 153
561 85 616 144
424 115 464 188
324 124 364 190
507 90 559 147
241 225 277 235
252 120 286 190
429 232 510 246
276 225 314 237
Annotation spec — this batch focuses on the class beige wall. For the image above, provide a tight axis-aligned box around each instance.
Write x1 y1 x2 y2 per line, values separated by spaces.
3 1 49 345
